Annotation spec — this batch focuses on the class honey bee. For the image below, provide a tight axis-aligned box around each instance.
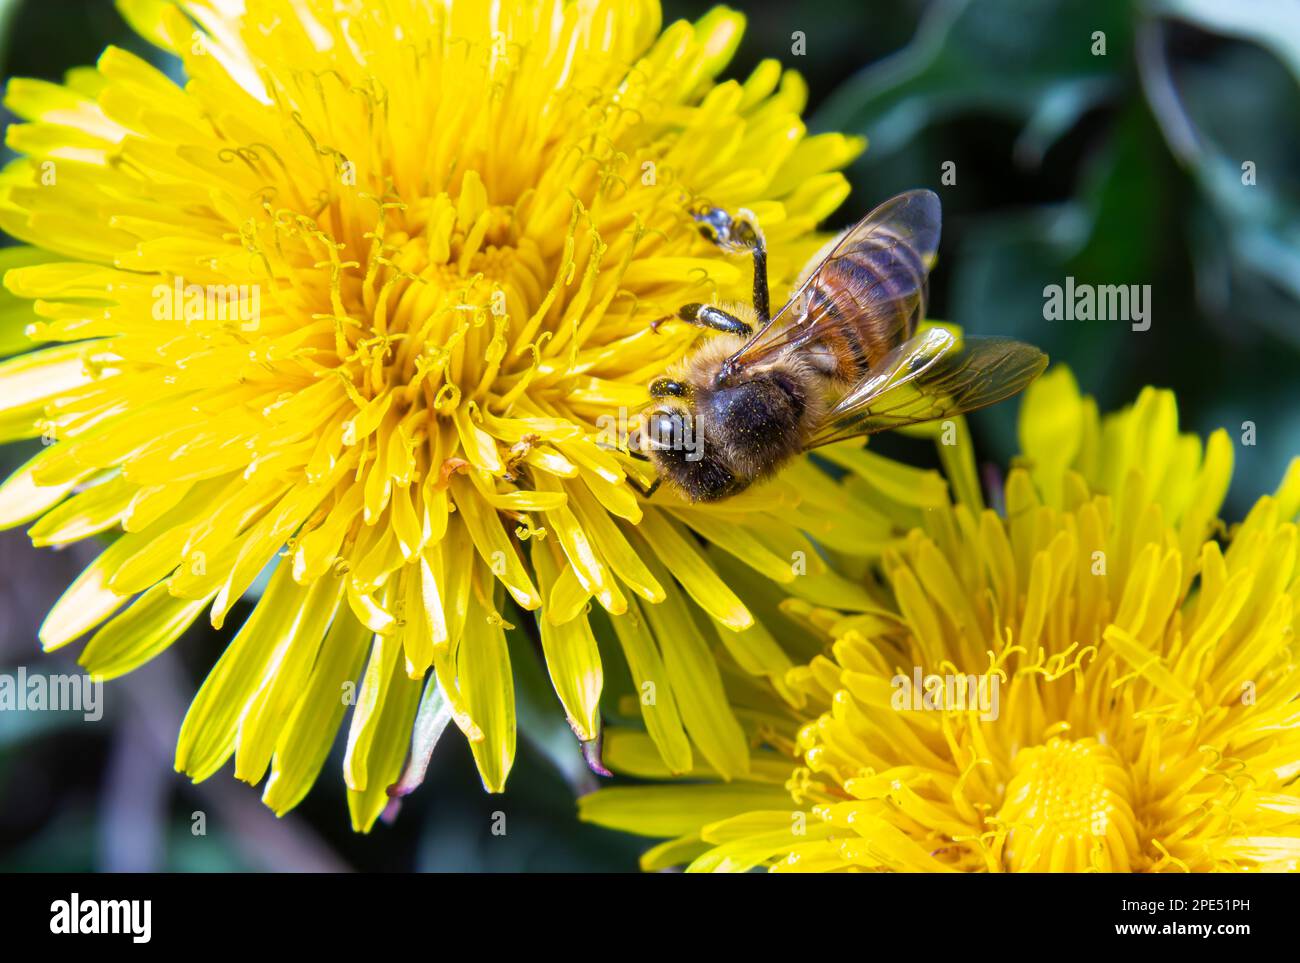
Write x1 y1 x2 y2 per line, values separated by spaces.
636 190 1047 502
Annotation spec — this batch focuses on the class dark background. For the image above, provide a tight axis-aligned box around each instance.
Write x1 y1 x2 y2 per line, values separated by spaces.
1 0 1296 871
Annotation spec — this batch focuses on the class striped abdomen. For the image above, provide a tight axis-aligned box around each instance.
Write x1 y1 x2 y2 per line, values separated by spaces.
800 226 928 382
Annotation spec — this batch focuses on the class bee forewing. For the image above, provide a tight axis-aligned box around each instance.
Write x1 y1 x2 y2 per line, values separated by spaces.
806 328 1048 448
723 190 943 377
857 188 942 268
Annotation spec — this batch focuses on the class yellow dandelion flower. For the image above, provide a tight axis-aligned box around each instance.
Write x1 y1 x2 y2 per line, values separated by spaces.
581 367 1300 872
0 0 920 829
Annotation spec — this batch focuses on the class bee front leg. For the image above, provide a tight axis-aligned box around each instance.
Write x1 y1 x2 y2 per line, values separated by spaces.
624 474 662 499
595 439 651 462
653 303 752 338
595 437 660 498
691 205 770 325
750 239 770 325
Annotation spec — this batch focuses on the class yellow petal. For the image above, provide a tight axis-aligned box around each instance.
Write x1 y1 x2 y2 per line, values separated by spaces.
532 542 602 741
458 584 516 792
344 624 424 831
634 509 751 629
262 609 372 816
29 474 135 546
175 564 310 781
578 783 792 838
0 445 90 529
78 581 210 680
39 532 139 649
607 599 693 775
449 473 541 609
235 574 345 785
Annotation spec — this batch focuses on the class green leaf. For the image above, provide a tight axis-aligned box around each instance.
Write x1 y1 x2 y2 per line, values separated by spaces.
816 0 1130 159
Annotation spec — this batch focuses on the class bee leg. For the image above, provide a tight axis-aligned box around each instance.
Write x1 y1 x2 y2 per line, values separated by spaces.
656 303 752 338
595 437 659 495
691 206 770 325
612 428 661 495
626 475 662 499
748 230 770 325
595 438 652 464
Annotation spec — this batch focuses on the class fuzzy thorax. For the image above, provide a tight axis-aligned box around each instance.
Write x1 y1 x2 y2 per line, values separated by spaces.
648 309 831 500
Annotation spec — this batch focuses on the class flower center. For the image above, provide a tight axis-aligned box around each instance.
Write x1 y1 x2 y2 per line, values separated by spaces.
997 737 1143 871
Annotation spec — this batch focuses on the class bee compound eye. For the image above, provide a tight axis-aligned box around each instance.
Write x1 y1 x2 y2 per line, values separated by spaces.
646 410 684 451
649 376 688 398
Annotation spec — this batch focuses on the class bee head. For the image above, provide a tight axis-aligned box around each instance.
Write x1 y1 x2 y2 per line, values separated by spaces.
640 367 813 503
642 404 746 502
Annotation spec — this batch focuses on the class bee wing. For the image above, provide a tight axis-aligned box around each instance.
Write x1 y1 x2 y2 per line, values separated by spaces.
723 189 942 372
806 328 1048 448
